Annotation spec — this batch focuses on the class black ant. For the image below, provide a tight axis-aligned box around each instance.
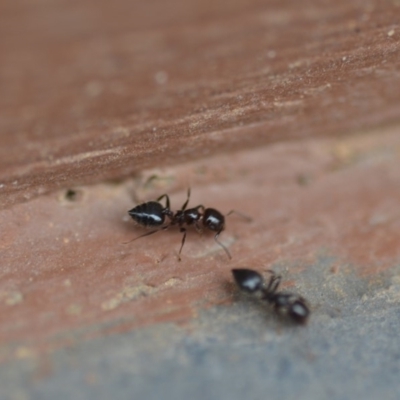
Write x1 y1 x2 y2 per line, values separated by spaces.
126 189 250 260
231 268 310 324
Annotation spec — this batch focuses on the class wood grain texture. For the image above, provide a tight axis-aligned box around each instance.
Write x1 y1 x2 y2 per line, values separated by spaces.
1 126 399 361
1 0 400 207
1 4 400 394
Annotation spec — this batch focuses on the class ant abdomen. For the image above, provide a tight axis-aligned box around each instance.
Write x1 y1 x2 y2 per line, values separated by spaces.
232 269 263 294
128 201 166 227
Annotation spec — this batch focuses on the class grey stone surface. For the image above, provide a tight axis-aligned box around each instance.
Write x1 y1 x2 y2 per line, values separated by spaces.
1 259 400 400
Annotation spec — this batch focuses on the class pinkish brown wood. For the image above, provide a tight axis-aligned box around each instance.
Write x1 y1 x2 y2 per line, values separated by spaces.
0 0 399 363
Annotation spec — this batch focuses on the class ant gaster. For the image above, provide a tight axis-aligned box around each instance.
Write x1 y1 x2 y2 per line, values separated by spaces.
232 268 310 324
127 189 249 260
127 194 173 227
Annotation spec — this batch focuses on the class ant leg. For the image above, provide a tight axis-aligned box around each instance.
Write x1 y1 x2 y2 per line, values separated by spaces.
180 188 191 211
122 225 170 244
214 230 232 260
264 271 281 294
177 227 187 261
190 205 205 229
194 222 203 234
156 194 171 210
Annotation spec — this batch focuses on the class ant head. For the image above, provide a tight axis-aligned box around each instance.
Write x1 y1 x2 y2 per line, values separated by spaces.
288 299 310 324
203 208 225 232
232 269 263 294
273 293 310 324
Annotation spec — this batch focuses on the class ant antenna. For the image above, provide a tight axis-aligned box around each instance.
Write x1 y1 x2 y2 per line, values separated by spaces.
180 188 191 211
226 210 252 222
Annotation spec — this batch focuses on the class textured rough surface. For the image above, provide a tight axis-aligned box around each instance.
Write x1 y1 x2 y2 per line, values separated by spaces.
1 0 400 399
1 0 400 207
3 297 400 400
1 127 400 399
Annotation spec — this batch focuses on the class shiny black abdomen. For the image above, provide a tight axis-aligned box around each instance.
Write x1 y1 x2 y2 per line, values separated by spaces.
128 201 165 227
232 269 263 294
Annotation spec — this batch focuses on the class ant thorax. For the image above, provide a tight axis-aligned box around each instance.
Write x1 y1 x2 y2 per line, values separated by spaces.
173 208 202 226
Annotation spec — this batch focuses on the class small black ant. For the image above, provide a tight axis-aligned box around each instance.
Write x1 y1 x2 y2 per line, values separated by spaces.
231 268 310 324
126 189 250 260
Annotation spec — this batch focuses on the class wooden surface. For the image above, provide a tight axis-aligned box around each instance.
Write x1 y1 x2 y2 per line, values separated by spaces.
1 1 400 399
1 0 400 207
1 127 400 359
